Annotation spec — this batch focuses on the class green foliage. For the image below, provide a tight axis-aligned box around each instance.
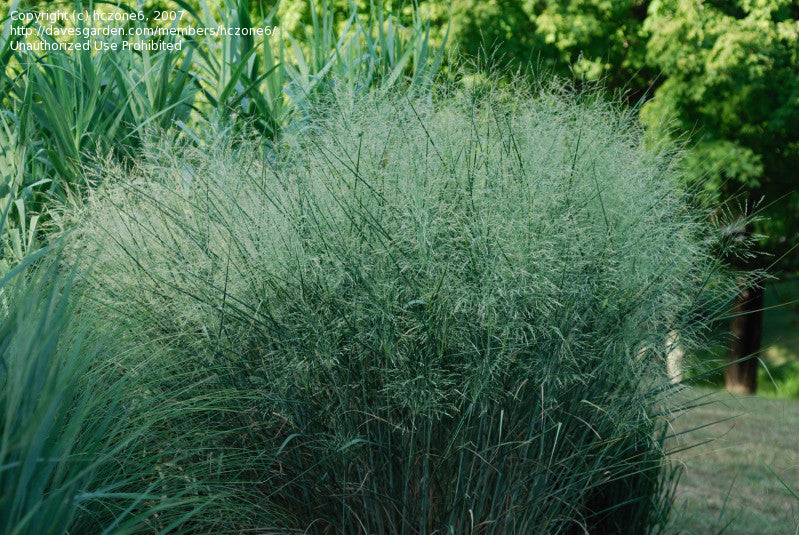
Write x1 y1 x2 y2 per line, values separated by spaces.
0 0 446 271
68 79 738 532
0 0 201 271
523 0 652 89
442 0 537 64
410 0 654 98
642 0 799 265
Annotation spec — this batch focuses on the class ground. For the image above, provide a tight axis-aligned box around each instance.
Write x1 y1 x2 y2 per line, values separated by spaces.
666 388 799 534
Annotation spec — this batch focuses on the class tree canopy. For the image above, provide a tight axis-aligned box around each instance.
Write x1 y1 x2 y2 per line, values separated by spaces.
642 0 799 267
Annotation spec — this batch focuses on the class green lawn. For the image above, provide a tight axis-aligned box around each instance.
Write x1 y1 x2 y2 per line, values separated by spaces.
667 388 799 534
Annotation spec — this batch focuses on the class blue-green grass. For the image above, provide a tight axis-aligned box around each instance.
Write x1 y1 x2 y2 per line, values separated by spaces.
63 77 743 533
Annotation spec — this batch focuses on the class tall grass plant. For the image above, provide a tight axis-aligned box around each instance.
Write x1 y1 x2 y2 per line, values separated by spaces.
67 77 741 533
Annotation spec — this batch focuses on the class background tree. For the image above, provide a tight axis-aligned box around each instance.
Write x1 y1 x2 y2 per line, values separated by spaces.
522 0 653 98
641 0 799 393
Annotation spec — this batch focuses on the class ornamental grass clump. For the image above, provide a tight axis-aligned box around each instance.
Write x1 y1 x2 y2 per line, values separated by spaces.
72 79 737 533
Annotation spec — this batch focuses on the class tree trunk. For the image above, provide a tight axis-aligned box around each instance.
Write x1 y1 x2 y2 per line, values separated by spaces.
725 280 764 394
665 330 684 383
